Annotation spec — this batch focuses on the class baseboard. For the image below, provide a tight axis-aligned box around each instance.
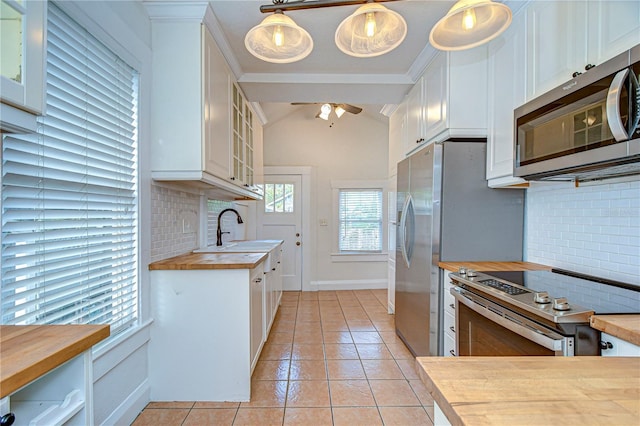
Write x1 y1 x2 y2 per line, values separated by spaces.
99 379 150 426
310 279 387 291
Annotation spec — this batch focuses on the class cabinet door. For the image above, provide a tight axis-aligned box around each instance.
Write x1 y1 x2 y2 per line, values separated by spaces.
588 0 640 66
0 0 45 114
250 272 264 371
202 26 231 180
405 77 425 154
600 332 640 357
526 1 588 100
486 12 527 185
424 52 447 141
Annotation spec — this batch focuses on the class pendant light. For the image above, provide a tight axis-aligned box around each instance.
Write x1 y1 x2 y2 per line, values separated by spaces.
429 0 512 51
335 2 407 58
245 10 313 63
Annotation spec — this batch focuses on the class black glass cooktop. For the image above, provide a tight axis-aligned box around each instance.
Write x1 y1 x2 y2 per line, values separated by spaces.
477 269 640 315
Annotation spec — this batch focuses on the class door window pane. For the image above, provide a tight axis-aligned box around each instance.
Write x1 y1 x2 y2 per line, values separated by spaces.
264 183 294 213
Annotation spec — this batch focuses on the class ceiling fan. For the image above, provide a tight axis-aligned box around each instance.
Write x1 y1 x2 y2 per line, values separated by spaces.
291 102 362 120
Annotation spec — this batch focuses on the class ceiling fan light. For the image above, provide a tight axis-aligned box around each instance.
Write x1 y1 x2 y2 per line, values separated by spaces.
335 3 407 58
429 0 512 51
245 11 313 63
334 105 346 118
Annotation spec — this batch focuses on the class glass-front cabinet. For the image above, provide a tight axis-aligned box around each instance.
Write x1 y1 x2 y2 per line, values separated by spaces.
0 0 45 114
231 82 259 193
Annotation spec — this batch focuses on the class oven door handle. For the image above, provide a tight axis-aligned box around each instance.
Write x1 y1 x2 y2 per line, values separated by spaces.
452 288 571 355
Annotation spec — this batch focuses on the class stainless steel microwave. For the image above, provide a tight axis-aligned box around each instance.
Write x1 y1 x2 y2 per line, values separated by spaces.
514 45 640 182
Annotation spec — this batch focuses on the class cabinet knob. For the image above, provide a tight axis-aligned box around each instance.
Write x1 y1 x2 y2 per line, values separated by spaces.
449 350 456 356
585 63 595 71
449 326 455 333
296 241 301 246
230 177 236 180
0 413 15 426
572 71 582 78
600 341 613 350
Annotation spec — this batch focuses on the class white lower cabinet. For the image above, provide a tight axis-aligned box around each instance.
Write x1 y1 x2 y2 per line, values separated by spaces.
600 332 640 357
150 263 267 401
441 269 457 357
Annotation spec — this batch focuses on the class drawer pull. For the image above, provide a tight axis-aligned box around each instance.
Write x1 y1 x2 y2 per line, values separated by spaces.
449 349 455 356
449 326 455 333
449 303 455 310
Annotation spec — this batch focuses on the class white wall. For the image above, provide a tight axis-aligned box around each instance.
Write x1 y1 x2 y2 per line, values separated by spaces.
263 107 389 289
525 178 640 286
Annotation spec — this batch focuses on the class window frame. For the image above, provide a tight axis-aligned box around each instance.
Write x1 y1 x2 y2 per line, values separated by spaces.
331 180 387 262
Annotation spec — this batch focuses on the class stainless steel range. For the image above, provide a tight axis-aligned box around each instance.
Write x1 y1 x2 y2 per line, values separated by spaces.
450 269 640 356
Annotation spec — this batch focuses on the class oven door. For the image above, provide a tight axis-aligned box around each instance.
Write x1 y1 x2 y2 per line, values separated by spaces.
452 287 574 356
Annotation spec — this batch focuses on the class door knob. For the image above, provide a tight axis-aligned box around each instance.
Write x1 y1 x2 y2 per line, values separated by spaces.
296 242 301 246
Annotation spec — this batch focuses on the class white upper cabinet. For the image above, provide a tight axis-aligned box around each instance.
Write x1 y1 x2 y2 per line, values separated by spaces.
403 48 488 156
486 11 528 187
0 0 46 131
388 104 406 178
148 5 262 200
526 0 640 102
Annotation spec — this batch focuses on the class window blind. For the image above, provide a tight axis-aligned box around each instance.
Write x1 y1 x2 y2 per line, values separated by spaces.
338 189 382 252
1 3 139 334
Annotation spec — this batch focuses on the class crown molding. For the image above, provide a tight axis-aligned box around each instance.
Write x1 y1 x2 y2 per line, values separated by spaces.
143 1 208 20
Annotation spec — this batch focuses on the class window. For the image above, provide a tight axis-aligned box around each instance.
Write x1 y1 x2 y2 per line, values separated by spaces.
338 189 383 252
264 183 294 213
1 3 139 335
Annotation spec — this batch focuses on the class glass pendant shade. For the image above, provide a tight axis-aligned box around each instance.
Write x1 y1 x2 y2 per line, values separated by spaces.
317 103 332 120
245 12 313 63
335 3 407 58
429 0 512 51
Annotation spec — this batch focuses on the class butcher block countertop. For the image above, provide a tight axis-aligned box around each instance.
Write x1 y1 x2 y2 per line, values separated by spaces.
591 315 640 346
438 261 551 272
148 252 268 270
0 325 110 398
417 356 640 426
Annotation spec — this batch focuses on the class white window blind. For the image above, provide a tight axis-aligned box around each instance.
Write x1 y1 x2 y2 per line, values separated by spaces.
338 189 382 252
1 3 139 334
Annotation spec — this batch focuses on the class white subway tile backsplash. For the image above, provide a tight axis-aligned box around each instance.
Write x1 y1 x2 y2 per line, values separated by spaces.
525 179 640 286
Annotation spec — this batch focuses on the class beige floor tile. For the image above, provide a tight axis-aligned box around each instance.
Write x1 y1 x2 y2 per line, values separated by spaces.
317 292 338 300
332 407 383 426
267 331 294 345
329 380 376 407
347 320 377 332
240 380 288 407
299 293 319 300
378 331 404 345
369 380 421 406
289 359 327 380
291 343 325 360
321 321 350 332
293 330 323 344
194 401 240 409
253 360 290 380
361 359 405 380
271 320 296 333
379 406 433 425
396 358 421 379
233 407 284 426
260 342 292 360
286 380 330 407
409 379 435 406
372 318 396 332
351 331 383 344
336 299 361 307
144 401 194 409
354 343 393 359
283 407 333 425
131 408 190 426
322 331 353 344
323 343 359 360
386 342 415 359
326 359 367 380
182 408 237 426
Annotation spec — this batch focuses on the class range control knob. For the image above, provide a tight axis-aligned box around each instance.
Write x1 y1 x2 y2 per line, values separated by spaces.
534 291 551 304
553 297 571 311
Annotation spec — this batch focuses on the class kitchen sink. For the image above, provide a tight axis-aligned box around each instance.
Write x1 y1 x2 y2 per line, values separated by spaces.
195 240 282 253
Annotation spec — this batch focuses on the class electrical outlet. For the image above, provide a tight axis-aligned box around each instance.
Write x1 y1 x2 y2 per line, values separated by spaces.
182 218 193 234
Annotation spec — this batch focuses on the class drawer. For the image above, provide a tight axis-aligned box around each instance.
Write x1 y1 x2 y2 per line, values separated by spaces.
444 309 456 337
444 332 456 357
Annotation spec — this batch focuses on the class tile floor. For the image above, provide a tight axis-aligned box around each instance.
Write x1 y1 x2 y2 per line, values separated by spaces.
131 289 434 425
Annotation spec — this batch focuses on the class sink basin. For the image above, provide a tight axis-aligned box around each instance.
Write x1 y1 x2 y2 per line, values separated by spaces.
195 240 282 253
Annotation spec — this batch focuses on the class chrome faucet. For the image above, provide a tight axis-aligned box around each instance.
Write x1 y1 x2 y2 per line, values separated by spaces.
216 208 243 246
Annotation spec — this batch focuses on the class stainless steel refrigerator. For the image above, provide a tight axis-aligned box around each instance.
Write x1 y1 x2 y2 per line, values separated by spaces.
395 140 524 356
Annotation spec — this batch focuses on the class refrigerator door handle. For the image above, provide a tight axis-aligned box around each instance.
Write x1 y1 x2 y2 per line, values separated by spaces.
399 194 415 268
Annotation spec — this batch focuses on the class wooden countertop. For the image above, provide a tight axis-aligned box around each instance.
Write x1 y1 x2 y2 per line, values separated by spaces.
591 315 640 346
149 252 268 270
417 356 640 426
438 261 551 272
0 324 110 398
